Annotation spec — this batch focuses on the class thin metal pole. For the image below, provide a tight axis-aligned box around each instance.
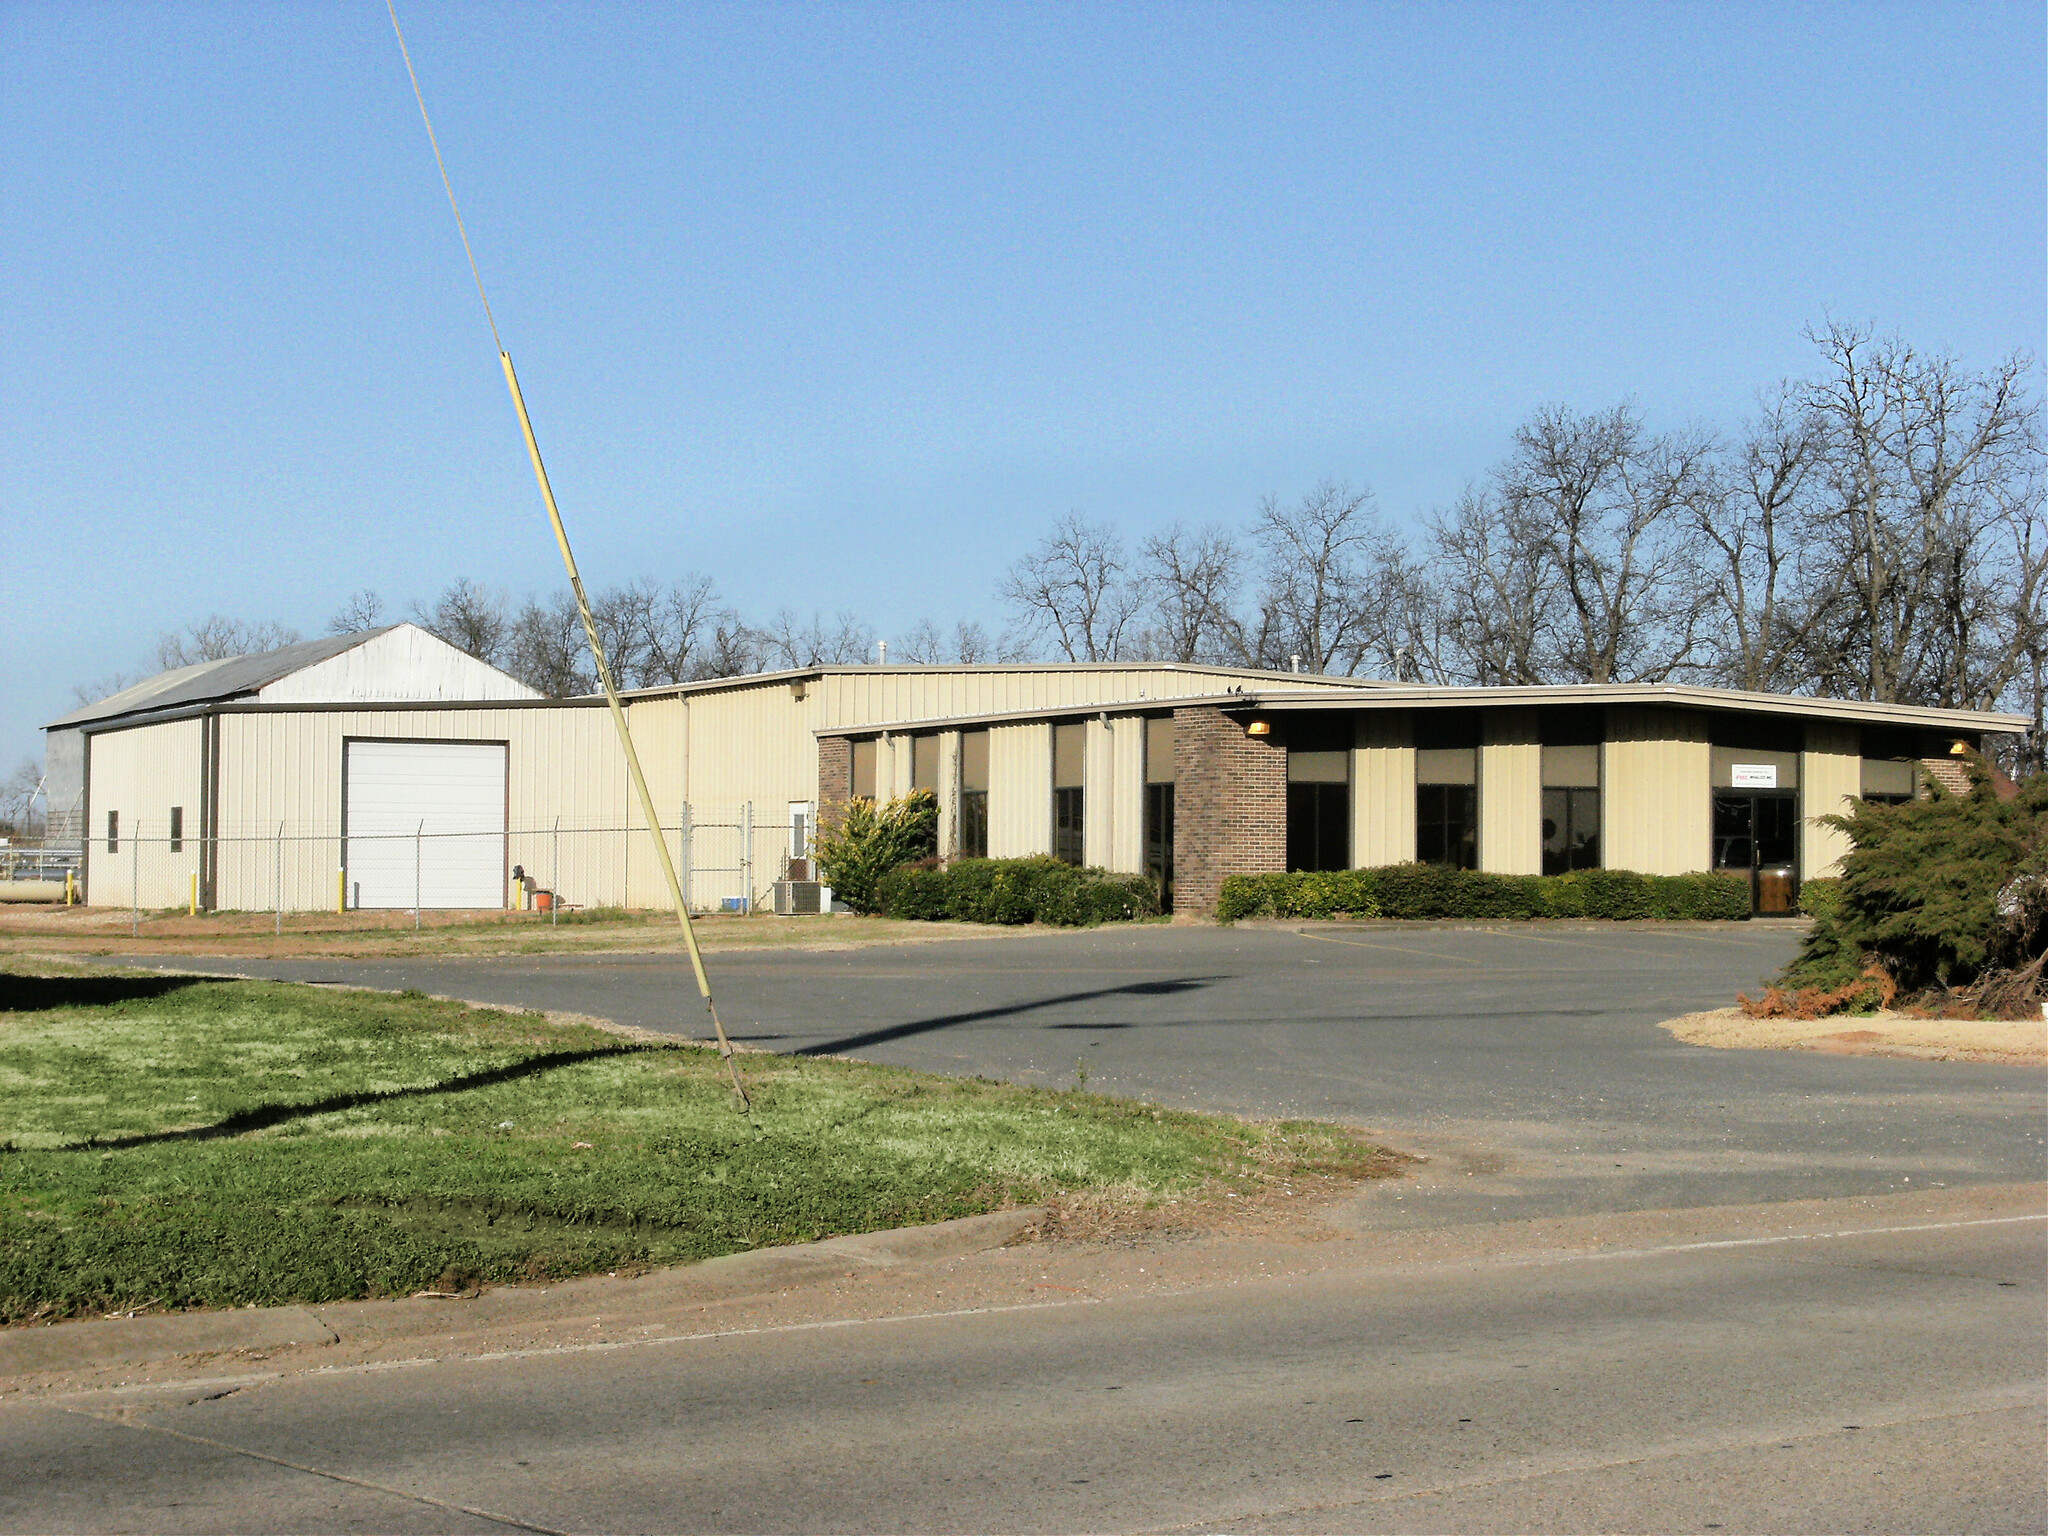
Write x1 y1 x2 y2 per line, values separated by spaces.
275 822 284 937
384 12 746 1110
131 821 139 938
414 820 424 931
551 816 560 926
498 355 748 1108
742 800 754 915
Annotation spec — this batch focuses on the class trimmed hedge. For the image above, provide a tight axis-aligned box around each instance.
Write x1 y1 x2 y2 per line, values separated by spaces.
875 857 1161 927
1215 864 1751 923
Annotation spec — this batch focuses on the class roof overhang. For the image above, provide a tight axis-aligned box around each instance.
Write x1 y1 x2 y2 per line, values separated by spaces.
815 683 2028 738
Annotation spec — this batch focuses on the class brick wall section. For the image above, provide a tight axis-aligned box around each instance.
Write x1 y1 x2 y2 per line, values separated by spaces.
1173 704 1286 917
1919 755 1970 797
818 735 852 812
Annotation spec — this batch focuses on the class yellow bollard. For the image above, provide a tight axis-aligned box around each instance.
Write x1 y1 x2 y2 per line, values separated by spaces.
189 872 198 917
337 867 347 915
65 870 75 906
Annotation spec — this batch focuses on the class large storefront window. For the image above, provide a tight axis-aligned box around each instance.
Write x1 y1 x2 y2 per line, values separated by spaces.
1540 741 1601 875
1052 722 1085 864
1286 750 1350 872
1414 712 1478 869
1144 717 1174 907
958 730 989 858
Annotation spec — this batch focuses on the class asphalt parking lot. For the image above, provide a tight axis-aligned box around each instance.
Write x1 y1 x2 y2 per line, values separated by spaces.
142 921 2047 1225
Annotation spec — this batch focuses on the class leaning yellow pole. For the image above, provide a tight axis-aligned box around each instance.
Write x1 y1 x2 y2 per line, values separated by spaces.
499 353 749 1109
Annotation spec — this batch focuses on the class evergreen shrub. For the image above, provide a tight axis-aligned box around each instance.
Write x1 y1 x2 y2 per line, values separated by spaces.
1781 763 2047 995
812 790 937 913
1215 864 1750 923
874 857 1160 927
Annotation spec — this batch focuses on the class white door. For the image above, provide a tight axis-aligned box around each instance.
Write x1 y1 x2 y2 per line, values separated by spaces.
345 740 506 909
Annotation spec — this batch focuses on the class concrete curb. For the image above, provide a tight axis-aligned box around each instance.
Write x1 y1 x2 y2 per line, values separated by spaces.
0 1206 1043 1381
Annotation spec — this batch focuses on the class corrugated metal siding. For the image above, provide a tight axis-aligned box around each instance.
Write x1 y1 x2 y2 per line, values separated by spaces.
259 625 537 703
1604 706 1710 875
989 721 1052 857
1802 722 1861 878
1480 708 1542 875
83 718 204 909
1108 715 1145 873
674 686 815 810
211 706 625 911
1352 711 1414 867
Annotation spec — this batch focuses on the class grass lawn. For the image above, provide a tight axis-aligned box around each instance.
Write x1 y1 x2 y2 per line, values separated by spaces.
0 969 1394 1323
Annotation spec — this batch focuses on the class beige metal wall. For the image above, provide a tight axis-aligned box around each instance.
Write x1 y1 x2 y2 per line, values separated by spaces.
1352 711 1415 867
83 717 204 909
1108 716 1146 873
988 721 1052 857
1603 706 1710 874
1480 708 1542 875
1801 722 1862 878
210 705 626 912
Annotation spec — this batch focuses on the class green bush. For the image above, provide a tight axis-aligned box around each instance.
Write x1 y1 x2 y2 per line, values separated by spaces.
1798 877 1844 922
874 857 1159 927
1215 864 1751 923
812 791 938 913
1783 762 2048 993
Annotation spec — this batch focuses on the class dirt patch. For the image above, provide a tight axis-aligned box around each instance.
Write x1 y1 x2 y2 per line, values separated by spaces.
1663 1005 2047 1065
0 905 1048 960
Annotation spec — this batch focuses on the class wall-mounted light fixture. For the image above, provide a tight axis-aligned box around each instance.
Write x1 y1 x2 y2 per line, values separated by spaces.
1949 739 1971 756
1244 719 1272 738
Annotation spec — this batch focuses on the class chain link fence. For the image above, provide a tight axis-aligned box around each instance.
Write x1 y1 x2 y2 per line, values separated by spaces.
69 803 809 919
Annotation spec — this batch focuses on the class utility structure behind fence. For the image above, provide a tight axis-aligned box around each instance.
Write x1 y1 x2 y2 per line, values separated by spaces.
75 802 806 917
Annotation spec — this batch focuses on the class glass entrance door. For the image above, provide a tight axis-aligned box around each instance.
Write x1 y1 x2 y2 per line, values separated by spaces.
1712 792 1800 913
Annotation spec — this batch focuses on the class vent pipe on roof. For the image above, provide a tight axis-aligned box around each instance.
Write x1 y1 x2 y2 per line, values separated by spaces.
1290 654 1300 673
877 640 887 666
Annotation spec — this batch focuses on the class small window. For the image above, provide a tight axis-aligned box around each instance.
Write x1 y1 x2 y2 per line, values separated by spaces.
1860 757 1915 804
106 810 119 855
958 730 989 859
169 806 184 853
1052 723 1085 864
1145 717 1175 784
850 738 878 800
911 734 940 793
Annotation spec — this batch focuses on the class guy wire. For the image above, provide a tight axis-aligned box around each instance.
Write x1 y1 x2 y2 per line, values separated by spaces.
385 1 751 1113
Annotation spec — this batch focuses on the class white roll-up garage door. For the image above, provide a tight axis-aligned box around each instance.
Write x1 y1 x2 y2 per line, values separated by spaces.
344 740 507 909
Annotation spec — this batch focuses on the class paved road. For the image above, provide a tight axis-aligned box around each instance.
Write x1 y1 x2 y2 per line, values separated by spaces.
10 1203 2042 1534
144 923 2047 1224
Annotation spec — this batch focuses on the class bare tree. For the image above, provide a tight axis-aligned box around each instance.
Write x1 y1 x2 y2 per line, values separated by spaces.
762 609 876 668
411 579 510 666
1247 482 1387 674
1800 322 2044 708
1425 486 1555 684
1136 524 1246 664
635 576 734 684
1683 391 1829 693
154 616 303 670
505 593 589 697
1000 514 1145 662
0 758 42 836
326 590 386 634
1497 404 1704 684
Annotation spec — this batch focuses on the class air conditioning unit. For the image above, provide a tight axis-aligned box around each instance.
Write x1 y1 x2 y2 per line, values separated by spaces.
772 880 825 916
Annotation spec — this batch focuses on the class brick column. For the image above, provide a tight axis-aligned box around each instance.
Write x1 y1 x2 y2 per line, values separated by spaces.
1173 704 1286 917
818 735 852 811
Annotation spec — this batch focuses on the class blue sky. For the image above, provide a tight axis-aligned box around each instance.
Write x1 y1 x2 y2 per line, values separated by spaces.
3 1 2042 774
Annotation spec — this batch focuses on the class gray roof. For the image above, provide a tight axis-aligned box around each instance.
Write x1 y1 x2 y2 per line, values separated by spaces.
47 629 394 730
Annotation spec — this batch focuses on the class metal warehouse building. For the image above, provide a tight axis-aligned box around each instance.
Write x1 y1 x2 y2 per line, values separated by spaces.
53 629 2024 918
